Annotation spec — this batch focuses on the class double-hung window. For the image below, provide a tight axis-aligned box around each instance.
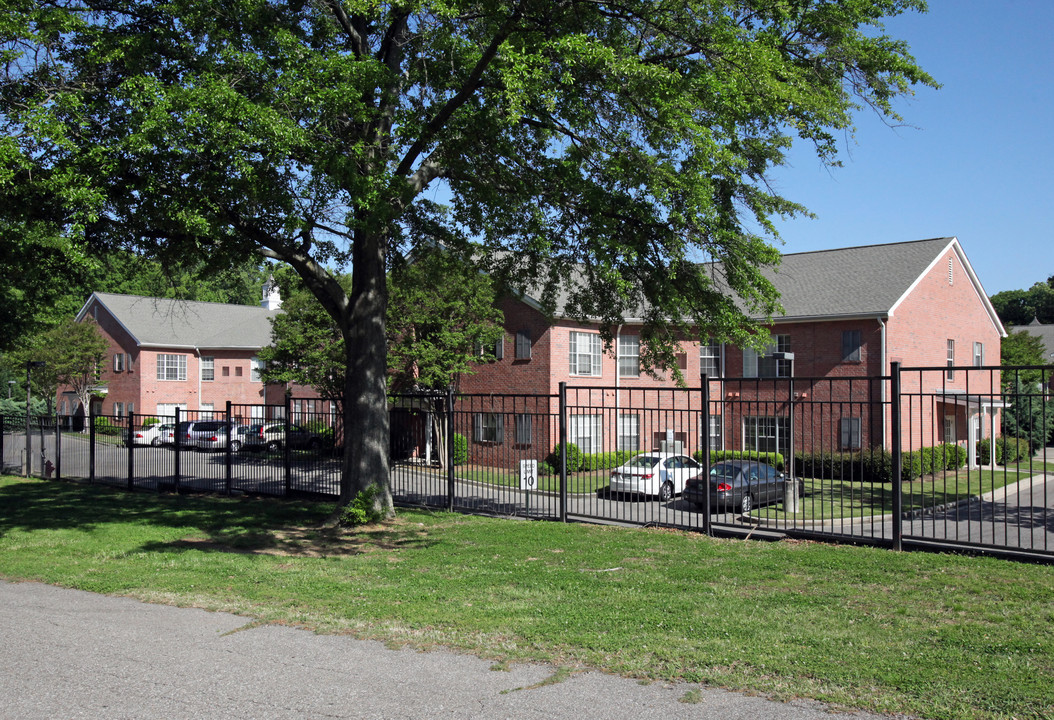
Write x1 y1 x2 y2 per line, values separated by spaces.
974 342 984 368
113 353 124 372
251 356 265 382
157 354 187 381
569 331 602 376
842 330 862 362
616 413 639 452
514 414 532 445
840 418 862 449
946 339 955 380
474 413 503 443
570 414 602 453
201 356 215 381
744 335 791 378
515 330 532 359
700 341 722 378
618 335 640 378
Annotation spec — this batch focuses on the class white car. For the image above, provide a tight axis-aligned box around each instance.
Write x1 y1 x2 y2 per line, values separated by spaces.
127 422 173 447
608 452 702 501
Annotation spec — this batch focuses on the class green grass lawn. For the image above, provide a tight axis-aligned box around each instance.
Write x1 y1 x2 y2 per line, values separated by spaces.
1 476 1052 720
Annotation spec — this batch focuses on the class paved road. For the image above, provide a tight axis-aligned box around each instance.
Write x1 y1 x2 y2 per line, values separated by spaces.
0 579 913 720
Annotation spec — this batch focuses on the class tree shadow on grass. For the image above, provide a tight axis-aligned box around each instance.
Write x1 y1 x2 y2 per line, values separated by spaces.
0 478 438 557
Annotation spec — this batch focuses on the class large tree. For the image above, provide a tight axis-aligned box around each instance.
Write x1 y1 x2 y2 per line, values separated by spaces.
2 0 935 515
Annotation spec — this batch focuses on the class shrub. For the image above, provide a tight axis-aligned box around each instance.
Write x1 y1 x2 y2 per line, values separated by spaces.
538 461 555 476
93 416 123 436
338 485 384 527
141 417 160 427
977 437 1030 465
304 419 335 445
693 449 784 471
451 433 468 465
579 450 636 471
548 442 583 472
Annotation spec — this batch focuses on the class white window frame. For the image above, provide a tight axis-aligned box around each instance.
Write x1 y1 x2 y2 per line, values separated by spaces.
156 354 187 382
113 353 124 372
616 413 639 452
744 335 791 378
744 416 790 457
700 341 722 378
946 339 955 381
943 414 957 444
200 356 215 381
974 341 984 368
474 412 503 443
703 415 723 451
569 331 602 377
113 401 124 418
251 356 265 382
618 335 640 378
570 413 603 453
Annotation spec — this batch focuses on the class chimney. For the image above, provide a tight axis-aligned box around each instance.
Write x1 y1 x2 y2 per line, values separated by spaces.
261 274 282 310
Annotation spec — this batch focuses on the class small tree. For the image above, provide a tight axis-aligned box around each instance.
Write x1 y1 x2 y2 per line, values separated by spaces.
1002 377 1054 453
13 318 109 419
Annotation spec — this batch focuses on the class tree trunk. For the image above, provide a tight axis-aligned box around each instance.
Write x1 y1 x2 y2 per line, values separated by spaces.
339 230 393 516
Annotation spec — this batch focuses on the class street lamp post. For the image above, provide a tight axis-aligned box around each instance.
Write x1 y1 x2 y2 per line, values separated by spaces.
7 380 14 399
772 351 798 513
25 361 45 477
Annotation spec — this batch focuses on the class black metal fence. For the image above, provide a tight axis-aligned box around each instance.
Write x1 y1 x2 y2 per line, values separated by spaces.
4 364 1052 562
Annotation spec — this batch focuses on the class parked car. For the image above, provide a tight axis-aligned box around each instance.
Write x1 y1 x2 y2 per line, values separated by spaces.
243 422 324 452
126 422 172 447
683 459 802 514
175 420 232 450
196 424 252 452
607 452 702 501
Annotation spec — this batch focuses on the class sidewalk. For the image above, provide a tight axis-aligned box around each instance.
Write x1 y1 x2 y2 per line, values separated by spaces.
0 580 913 720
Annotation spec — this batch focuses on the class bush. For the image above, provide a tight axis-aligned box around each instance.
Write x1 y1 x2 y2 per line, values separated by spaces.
692 449 784 471
977 437 1030 465
579 450 636 471
93 416 123 436
451 433 468 465
338 485 384 527
538 461 555 476
304 419 335 445
548 442 583 472
141 417 160 427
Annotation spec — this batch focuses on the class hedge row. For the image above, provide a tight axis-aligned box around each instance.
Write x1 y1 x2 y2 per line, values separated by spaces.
791 443 973 483
976 437 1030 465
692 449 785 471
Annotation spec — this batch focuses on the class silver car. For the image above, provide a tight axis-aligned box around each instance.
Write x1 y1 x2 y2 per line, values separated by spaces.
196 424 252 452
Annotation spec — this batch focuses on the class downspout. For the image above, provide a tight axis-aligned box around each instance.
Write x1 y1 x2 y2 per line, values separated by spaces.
195 346 201 415
878 318 887 450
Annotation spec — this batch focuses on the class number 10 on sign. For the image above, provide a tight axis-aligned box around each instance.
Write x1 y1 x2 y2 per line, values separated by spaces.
519 460 537 491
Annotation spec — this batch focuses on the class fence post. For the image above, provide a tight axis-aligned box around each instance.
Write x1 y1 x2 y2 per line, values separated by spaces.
559 382 568 522
446 387 455 511
890 362 903 551
284 394 292 494
173 407 181 492
127 412 135 490
225 400 233 496
54 415 61 480
701 373 712 536
0 415 4 475
89 405 96 484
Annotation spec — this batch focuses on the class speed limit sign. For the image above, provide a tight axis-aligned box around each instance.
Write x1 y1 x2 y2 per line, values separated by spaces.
519 459 538 491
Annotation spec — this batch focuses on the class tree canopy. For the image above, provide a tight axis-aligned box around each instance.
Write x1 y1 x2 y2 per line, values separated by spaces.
990 279 1054 327
2 0 936 514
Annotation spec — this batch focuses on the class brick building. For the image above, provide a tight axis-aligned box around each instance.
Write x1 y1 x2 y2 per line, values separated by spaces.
458 237 1007 466
65 279 329 424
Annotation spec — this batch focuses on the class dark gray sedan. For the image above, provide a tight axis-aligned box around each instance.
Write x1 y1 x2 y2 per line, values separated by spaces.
683 459 799 514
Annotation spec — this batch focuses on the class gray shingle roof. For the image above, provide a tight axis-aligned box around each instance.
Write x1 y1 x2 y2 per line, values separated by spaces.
764 237 956 319
1017 319 1054 357
79 293 277 349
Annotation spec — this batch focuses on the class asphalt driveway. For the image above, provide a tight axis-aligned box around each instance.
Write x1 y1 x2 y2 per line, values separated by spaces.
0 580 912 720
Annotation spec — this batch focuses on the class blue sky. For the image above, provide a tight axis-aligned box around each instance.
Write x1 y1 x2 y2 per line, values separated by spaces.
768 0 1054 297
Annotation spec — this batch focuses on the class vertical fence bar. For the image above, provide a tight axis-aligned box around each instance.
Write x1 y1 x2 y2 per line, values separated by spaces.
446 387 455 511
54 416 61 480
225 400 233 496
173 407 181 492
559 382 568 522
89 405 96 484
700 373 712 536
890 362 903 551
127 412 135 490
283 395 292 495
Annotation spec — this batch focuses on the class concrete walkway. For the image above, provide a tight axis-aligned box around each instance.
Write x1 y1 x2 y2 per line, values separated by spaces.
0 580 915 720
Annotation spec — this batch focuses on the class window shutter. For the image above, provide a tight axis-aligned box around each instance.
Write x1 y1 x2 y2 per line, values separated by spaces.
494 337 504 360
496 415 504 444
473 414 482 442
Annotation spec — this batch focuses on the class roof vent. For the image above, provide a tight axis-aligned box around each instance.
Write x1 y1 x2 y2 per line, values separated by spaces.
948 258 954 286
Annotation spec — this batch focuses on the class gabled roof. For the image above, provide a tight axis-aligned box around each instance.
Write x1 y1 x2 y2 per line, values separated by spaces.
76 292 277 350
528 236 1006 336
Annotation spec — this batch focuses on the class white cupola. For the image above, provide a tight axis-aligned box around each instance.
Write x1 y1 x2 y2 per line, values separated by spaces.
261 274 282 310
